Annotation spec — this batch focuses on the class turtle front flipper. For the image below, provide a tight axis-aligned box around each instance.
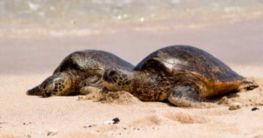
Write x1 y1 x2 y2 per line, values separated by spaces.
168 85 202 107
167 73 209 107
79 86 103 95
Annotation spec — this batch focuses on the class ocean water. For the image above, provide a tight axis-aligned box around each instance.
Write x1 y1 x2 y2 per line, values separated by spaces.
0 0 263 36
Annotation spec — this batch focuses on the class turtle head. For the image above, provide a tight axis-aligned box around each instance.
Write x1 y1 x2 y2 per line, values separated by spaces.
27 72 73 97
102 68 133 91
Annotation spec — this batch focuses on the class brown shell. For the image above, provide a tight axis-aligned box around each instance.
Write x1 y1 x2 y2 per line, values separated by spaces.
54 50 134 74
135 45 244 82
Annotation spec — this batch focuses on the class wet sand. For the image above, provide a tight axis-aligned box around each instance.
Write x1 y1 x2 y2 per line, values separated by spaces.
0 18 263 138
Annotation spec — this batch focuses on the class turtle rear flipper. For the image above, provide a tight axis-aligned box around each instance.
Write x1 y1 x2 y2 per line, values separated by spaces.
239 80 259 91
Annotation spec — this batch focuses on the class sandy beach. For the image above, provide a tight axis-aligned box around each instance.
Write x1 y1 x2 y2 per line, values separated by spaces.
0 17 263 138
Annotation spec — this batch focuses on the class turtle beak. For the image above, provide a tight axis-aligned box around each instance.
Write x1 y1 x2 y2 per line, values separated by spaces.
27 86 52 97
27 86 41 96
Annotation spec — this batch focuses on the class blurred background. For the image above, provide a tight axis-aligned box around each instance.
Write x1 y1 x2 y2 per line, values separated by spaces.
1 0 263 35
0 0 263 75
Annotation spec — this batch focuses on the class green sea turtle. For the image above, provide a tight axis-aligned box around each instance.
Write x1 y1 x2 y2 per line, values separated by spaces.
27 50 134 97
102 45 259 107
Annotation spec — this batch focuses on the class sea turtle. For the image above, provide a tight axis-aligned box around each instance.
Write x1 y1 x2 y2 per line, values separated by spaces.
102 45 259 107
27 50 134 97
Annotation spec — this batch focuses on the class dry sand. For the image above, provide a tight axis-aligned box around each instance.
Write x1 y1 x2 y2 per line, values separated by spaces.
0 18 263 138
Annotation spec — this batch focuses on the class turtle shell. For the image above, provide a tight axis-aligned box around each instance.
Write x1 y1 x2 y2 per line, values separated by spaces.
135 45 244 82
54 50 134 74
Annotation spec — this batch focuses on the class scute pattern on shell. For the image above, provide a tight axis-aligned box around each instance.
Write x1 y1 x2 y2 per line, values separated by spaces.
135 45 244 82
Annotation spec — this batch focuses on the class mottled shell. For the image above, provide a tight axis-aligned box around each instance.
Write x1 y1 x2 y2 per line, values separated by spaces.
54 50 134 74
135 45 244 82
